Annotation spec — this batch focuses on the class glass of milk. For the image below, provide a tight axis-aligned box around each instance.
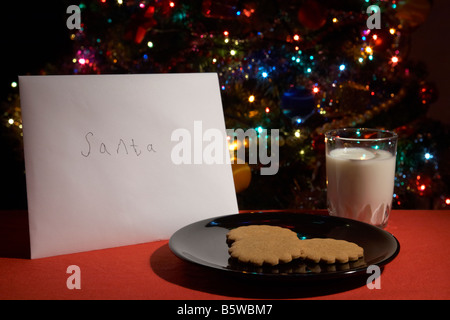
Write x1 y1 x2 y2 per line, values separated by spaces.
325 128 397 228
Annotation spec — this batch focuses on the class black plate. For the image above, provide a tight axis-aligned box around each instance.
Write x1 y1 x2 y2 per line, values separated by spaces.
169 212 400 281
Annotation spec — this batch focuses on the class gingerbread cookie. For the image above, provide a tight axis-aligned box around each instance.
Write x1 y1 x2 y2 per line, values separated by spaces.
300 238 364 264
227 225 299 242
226 225 364 266
226 225 304 266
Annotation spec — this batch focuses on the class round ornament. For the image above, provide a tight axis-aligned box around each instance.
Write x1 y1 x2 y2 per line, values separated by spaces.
231 160 252 193
281 87 315 123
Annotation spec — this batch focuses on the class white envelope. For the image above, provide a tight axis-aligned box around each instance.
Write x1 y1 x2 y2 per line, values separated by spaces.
19 73 238 259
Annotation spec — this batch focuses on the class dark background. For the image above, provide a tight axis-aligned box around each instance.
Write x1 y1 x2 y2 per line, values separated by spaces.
0 1 72 100
0 1 72 209
409 0 450 124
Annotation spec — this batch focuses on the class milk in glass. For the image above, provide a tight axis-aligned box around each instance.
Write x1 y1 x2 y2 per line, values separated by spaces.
326 147 396 227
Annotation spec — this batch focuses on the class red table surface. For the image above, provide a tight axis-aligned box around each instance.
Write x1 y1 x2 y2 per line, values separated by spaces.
0 209 449 300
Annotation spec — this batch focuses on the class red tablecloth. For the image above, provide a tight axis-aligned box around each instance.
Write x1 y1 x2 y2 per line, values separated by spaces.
1 210 449 300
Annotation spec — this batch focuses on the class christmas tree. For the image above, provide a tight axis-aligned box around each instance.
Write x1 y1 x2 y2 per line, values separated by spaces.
1 0 449 210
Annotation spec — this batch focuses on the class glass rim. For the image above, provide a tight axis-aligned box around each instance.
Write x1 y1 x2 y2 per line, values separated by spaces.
325 128 398 142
